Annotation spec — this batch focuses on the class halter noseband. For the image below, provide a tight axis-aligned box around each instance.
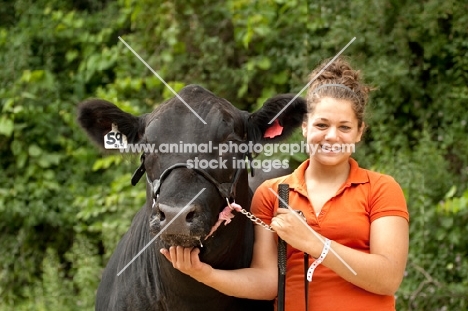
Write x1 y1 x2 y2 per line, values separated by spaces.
131 153 251 202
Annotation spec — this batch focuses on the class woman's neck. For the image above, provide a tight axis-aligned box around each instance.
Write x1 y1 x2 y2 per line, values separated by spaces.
305 157 351 186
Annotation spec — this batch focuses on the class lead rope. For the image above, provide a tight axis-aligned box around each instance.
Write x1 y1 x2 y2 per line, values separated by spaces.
305 252 309 311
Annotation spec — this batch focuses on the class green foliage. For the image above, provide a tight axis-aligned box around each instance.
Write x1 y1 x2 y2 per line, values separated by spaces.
397 185 468 310
0 0 140 308
0 0 466 309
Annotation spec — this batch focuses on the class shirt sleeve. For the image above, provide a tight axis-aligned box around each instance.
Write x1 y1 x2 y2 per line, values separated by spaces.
369 174 409 223
250 180 277 225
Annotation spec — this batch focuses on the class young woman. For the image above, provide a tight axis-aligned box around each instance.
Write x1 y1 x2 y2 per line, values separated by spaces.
161 57 409 310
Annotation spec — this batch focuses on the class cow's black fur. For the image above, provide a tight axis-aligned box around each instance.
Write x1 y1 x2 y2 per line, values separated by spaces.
77 85 307 311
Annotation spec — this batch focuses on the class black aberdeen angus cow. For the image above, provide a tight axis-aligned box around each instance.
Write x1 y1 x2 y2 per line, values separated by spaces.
77 85 306 311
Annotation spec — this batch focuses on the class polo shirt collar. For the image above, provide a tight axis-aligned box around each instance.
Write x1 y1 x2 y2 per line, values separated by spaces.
285 158 369 197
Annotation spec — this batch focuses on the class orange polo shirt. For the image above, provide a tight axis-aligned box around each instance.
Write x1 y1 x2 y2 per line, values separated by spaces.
251 158 409 311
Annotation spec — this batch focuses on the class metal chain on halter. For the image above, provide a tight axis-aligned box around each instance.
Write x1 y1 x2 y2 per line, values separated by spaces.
225 198 274 231
238 208 274 232
235 203 305 232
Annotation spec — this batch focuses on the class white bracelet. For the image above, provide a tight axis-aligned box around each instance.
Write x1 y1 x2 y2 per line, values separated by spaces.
307 238 331 282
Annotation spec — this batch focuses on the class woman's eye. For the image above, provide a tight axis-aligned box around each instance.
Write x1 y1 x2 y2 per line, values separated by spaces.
315 123 327 128
340 126 351 130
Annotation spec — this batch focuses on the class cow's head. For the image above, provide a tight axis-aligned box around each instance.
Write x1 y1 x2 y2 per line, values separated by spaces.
77 85 306 254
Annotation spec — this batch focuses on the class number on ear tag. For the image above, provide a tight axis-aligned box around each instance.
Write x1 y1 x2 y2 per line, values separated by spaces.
104 123 128 149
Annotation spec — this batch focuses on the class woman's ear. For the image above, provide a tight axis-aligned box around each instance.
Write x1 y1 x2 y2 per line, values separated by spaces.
302 120 308 138
356 122 366 143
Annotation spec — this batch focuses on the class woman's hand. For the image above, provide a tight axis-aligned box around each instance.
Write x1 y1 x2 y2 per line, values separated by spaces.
270 208 322 256
159 225 280 301
160 246 213 281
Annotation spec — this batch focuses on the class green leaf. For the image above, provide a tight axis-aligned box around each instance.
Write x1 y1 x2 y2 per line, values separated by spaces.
256 57 271 70
0 116 14 137
445 185 457 199
273 71 289 84
28 144 42 157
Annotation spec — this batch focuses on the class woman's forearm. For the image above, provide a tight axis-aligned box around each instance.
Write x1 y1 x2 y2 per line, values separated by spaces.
317 241 406 295
193 266 277 300
306 216 409 295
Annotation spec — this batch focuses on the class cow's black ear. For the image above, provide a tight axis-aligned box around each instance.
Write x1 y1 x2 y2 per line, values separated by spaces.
247 94 307 143
77 99 146 149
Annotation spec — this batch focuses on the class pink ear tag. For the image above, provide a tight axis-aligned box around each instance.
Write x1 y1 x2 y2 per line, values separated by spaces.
263 119 284 138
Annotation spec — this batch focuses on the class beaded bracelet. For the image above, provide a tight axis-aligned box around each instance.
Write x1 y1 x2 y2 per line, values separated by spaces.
306 238 331 282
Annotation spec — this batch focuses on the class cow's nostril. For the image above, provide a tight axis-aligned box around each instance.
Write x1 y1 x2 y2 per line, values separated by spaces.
159 211 166 222
186 211 195 223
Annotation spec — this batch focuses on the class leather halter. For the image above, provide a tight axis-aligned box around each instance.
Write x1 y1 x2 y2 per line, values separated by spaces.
131 153 251 202
146 162 243 200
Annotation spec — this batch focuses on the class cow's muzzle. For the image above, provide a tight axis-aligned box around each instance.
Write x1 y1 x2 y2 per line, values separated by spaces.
150 203 206 247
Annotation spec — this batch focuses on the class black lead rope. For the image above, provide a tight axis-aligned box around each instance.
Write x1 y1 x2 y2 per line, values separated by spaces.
304 252 309 311
277 184 289 311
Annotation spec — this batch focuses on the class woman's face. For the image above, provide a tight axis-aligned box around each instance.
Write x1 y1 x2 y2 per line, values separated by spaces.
302 97 364 167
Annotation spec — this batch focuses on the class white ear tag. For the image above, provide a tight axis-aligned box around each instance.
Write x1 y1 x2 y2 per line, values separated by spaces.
104 123 128 149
